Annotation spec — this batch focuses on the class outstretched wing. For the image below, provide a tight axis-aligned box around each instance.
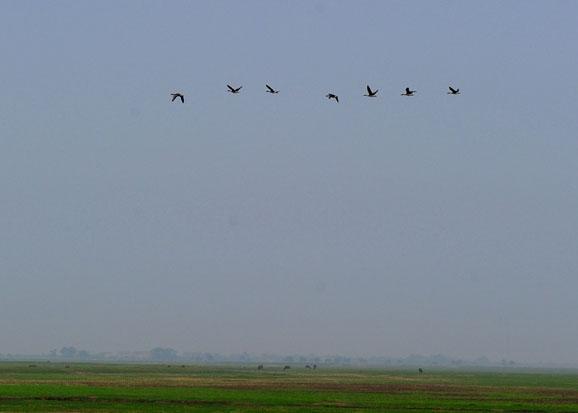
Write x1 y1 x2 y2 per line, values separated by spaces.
367 85 373 95
179 95 184 103
171 94 177 101
335 95 339 103
449 86 457 93
236 86 243 92
266 84 274 92
227 85 234 92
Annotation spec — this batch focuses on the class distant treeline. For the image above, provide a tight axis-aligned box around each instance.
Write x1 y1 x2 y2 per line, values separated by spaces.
0 347 519 367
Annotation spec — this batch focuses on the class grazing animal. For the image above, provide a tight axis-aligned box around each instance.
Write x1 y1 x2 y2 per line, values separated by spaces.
257 364 264 370
418 368 424 374
170 93 184 103
364 85 378 97
325 93 339 102
283 365 291 371
305 365 311 369
266 84 279 94
401 87 416 96
227 84 242 94
313 364 317 370
447 86 460 95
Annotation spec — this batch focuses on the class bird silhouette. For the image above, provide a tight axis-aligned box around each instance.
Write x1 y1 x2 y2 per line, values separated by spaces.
325 93 339 103
227 85 242 94
266 84 279 94
170 93 184 103
448 86 460 95
364 85 378 97
401 87 416 96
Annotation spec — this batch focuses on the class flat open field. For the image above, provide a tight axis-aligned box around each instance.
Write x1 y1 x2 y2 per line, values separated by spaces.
1 362 578 412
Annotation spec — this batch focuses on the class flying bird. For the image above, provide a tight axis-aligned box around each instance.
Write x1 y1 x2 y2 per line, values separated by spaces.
170 93 184 103
448 86 460 95
266 84 279 94
325 93 339 103
364 85 378 97
227 85 242 94
401 87 416 96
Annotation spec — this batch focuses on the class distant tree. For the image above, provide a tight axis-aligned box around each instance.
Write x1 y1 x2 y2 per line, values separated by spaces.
150 347 178 361
203 353 214 362
240 352 250 362
60 346 78 358
474 356 490 366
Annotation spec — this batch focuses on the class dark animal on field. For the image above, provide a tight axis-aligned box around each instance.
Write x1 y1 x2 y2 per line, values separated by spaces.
418 368 424 374
283 365 291 370
227 84 242 94
257 364 264 370
305 365 311 369
364 85 378 97
325 93 339 102
313 364 317 369
401 87 416 96
170 93 184 103
447 86 460 95
266 84 279 94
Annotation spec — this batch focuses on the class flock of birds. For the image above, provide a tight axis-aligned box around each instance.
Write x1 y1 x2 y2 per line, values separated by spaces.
170 85 461 103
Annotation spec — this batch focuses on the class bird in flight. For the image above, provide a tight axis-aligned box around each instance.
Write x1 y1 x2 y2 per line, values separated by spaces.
170 93 184 103
227 85 242 94
364 85 378 97
325 93 339 103
447 86 460 95
401 87 416 96
266 84 279 94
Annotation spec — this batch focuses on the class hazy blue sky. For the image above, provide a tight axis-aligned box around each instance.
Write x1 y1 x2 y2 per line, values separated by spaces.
1 0 578 363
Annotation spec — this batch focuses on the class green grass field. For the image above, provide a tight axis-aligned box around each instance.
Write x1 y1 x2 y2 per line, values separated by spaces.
1 362 578 412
